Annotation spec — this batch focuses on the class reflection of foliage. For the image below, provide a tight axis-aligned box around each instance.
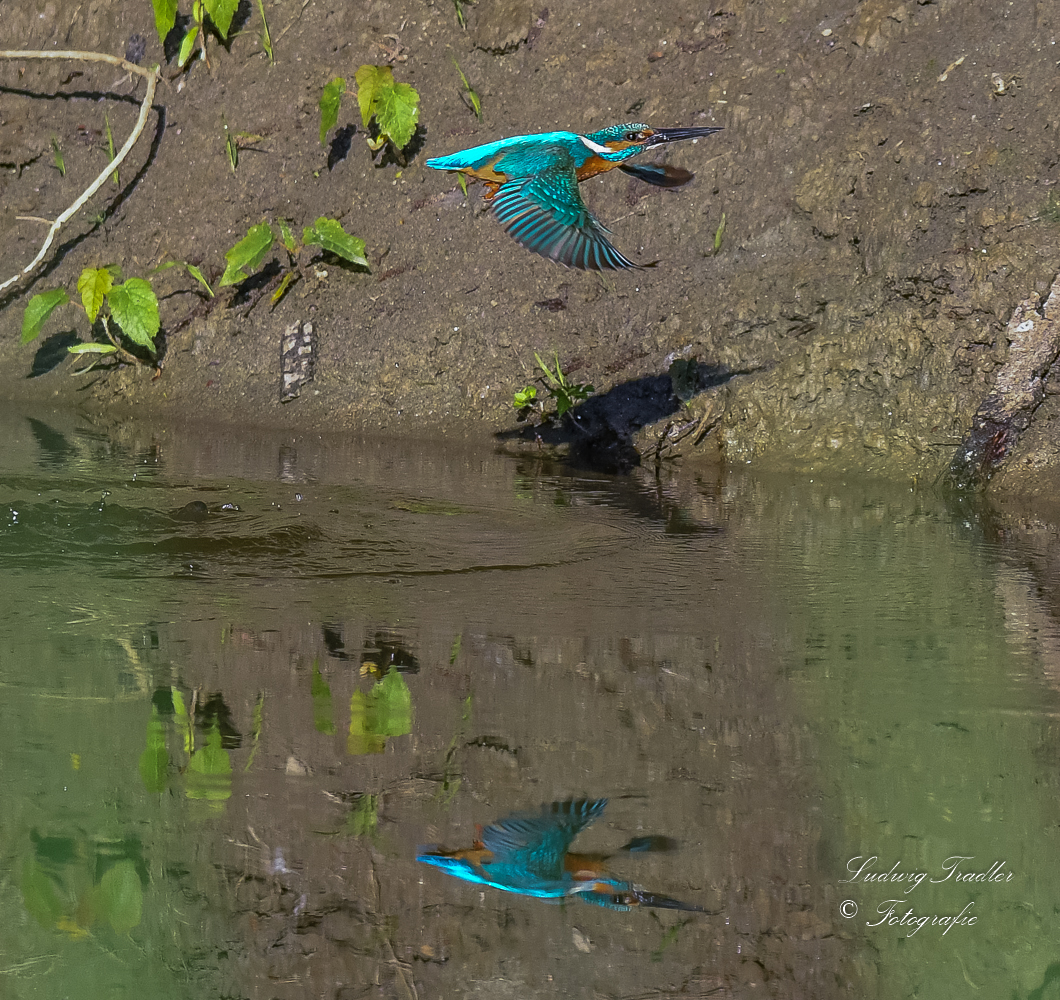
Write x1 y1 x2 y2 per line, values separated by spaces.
343 794 379 838
139 703 168 793
347 669 412 755
186 724 233 801
312 661 337 735
438 693 472 804
21 846 144 937
138 687 233 803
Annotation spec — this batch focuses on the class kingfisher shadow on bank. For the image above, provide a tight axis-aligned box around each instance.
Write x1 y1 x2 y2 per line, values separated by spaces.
497 361 745 474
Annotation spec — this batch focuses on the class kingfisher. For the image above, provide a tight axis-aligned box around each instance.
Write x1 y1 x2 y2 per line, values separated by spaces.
426 123 722 270
417 798 708 911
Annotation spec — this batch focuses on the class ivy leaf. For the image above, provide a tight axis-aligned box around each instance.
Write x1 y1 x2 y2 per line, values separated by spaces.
21 288 70 344
354 65 390 129
107 278 160 350
204 0 238 38
319 77 346 145
77 267 115 324
375 80 419 149
219 222 274 287
302 217 368 268
150 0 178 45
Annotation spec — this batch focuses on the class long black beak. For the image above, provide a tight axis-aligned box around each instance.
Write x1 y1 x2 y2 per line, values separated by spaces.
644 126 723 148
630 887 717 912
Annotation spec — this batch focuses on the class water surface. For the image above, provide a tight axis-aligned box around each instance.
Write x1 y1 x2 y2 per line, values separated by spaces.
1 408 1058 999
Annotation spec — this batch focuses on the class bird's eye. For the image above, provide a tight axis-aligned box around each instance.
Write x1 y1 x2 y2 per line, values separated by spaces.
626 131 646 142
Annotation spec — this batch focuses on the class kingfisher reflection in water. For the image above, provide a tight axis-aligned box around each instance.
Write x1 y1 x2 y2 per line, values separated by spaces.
417 798 710 911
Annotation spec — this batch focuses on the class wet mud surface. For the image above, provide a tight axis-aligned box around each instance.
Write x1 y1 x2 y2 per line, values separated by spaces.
2 0 1060 488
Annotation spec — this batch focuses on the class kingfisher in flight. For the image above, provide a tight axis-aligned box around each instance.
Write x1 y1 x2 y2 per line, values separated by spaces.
426 123 722 270
417 798 708 911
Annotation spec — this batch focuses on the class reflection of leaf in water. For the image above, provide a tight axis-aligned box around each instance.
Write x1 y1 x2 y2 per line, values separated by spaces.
21 858 63 929
347 671 412 755
311 662 336 735
96 860 143 933
186 726 232 800
171 687 192 754
139 706 168 792
374 669 411 736
348 690 386 755
344 794 378 837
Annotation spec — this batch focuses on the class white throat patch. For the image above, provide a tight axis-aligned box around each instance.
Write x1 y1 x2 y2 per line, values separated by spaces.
579 135 612 154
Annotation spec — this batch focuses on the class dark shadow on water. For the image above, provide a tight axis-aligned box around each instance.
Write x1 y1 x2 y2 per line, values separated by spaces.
26 417 76 468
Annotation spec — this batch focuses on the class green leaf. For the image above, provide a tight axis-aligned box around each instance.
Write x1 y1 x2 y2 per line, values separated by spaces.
354 65 390 129
97 861 143 933
513 385 537 408
107 278 160 350
219 222 274 287
151 0 178 46
68 342 118 355
256 0 273 62
204 0 238 38
375 80 420 149
177 25 199 67
269 269 299 306
77 266 114 323
277 218 297 255
50 135 65 176
319 77 347 145
452 58 481 119
302 217 368 267
184 263 214 297
21 288 70 344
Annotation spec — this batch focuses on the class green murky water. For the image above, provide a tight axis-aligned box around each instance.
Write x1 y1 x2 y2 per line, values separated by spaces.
1 409 1058 1000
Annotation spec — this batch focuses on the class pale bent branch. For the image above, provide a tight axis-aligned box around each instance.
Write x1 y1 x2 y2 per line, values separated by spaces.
0 50 161 295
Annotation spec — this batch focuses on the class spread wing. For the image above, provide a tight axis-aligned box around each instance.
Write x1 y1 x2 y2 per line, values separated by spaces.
479 799 608 879
490 161 640 271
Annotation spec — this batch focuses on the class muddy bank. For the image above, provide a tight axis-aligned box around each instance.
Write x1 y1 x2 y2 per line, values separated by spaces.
2 0 1060 489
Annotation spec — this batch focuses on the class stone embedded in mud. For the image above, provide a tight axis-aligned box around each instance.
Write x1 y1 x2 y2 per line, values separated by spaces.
471 0 531 53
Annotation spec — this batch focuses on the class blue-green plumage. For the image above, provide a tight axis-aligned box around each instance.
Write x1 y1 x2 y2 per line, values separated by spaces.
426 122 722 270
417 798 707 911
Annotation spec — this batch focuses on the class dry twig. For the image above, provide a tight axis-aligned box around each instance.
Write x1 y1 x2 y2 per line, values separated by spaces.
0 50 161 294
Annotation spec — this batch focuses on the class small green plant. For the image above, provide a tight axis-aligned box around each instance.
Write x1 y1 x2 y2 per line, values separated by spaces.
150 0 239 68
255 0 273 62
104 112 119 186
219 216 368 306
451 57 481 119
319 66 420 161
514 352 594 419
21 265 162 367
452 0 474 28
318 76 347 145
713 211 726 253
50 135 65 176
